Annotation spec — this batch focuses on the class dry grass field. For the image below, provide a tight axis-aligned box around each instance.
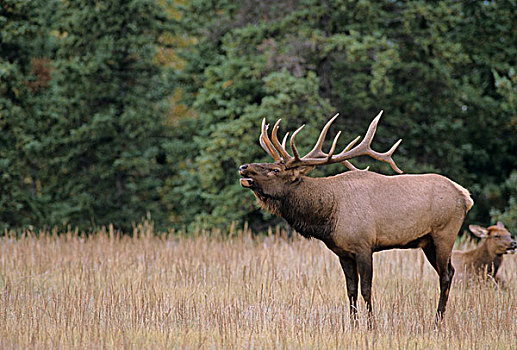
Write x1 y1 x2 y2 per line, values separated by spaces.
1 222 516 349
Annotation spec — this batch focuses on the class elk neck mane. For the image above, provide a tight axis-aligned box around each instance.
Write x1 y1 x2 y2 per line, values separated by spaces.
253 176 337 240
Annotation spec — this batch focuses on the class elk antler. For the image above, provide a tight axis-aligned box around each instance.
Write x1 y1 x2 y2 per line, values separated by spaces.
259 111 403 173
259 119 281 161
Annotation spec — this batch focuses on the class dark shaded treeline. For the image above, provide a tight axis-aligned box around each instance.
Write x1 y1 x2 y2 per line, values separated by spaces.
1 0 516 232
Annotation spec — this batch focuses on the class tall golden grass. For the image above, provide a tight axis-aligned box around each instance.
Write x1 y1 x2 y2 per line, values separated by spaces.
1 222 515 349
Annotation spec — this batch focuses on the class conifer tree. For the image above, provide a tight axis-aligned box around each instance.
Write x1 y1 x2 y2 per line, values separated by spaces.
0 0 53 228
45 0 173 229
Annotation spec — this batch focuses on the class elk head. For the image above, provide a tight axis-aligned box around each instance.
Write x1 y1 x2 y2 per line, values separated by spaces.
239 111 403 202
469 222 517 255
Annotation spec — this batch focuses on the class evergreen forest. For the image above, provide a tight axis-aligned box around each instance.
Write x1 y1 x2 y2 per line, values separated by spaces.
1 0 516 233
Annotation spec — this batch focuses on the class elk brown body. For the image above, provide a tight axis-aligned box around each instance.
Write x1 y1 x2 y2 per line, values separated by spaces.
452 222 516 286
239 111 474 322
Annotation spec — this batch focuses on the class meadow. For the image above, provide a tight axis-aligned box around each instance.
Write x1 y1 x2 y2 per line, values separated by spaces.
1 223 515 349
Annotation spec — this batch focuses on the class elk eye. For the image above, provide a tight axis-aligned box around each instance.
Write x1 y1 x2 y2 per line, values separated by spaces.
272 169 280 174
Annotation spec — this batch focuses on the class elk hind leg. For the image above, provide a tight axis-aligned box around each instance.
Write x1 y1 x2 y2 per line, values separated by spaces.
423 226 459 321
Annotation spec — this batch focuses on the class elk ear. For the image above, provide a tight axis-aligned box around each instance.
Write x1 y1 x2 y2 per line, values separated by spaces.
469 225 489 238
496 221 505 228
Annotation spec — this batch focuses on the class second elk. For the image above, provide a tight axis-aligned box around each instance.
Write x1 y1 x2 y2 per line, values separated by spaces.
452 221 516 286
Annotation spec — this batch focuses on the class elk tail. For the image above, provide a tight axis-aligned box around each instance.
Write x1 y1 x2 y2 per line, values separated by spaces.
450 180 474 213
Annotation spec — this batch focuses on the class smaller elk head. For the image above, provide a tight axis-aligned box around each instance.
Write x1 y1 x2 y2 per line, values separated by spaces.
468 222 517 255
239 111 403 202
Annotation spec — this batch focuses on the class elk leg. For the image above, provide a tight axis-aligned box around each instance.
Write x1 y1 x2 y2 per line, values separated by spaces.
356 253 375 328
435 259 454 320
356 253 373 315
422 243 437 270
422 240 455 322
339 256 358 319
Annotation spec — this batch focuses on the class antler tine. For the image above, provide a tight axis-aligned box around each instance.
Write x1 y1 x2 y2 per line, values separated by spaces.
327 133 360 160
281 132 289 149
271 119 293 161
343 135 361 153
339 135 367 171
373 138 403 173
343 161 365 171
289 124 305 160
326 133 370 171
304 113 340 158
327 131 342 159
362 110 383 148
259 118 281 161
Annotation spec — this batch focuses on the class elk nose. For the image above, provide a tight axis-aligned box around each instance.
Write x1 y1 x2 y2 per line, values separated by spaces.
239 164 248 172
511 241 517 249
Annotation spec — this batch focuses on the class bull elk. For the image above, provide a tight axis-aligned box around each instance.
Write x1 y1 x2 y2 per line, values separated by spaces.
452 222 516 286
239 111 474 322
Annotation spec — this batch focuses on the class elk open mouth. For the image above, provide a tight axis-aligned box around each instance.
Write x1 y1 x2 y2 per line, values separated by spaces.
239 178 254 188
239 165 255 188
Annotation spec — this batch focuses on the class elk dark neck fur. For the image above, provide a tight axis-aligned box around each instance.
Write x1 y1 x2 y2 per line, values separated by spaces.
256 176 337 240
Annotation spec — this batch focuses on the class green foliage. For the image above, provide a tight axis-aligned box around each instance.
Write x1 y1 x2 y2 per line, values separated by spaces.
490 171 517 234
40 0 173 230
0 0 52 228
1 0 516 232
170 0 517 230
1 0 174 231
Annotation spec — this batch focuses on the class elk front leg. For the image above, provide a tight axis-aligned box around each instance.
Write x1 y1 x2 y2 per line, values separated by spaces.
339 256 358 319
356 252 375 330
356 253 374 316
